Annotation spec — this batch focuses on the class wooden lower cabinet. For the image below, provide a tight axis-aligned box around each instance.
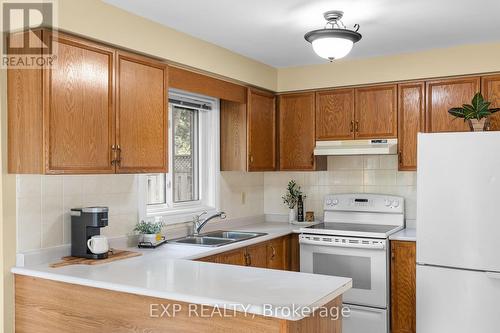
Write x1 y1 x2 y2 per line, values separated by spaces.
15 275 343 333
390 240 416 333
198 234 297 271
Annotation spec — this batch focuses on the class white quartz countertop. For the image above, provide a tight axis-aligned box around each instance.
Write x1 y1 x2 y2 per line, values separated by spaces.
12 222 351 321
389 228 416 242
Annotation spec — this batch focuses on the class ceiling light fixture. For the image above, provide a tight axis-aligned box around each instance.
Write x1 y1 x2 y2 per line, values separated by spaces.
304 10 362 61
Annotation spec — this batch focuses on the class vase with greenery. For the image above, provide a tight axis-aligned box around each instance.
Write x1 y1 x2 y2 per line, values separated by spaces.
282 180 306 223
134 220 164 244
448 92 500 131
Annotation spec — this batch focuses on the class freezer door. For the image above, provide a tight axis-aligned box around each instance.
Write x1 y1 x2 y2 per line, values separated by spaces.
417 264 500 333
343 304 388 333
417 132 500 271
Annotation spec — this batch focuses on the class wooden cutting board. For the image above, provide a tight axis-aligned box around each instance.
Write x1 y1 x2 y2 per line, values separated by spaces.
50 249 142 268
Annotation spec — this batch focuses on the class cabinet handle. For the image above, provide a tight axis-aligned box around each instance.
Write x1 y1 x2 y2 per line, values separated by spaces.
350 120 354 133
249 155 254 164
311 153 314 166
355 121 359 132
398 151 402 165
245 252 251 266
270 246 276 260
111 145 117 165
116 145 122 166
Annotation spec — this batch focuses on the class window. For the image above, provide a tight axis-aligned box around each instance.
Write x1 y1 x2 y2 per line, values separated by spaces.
141 90 220 223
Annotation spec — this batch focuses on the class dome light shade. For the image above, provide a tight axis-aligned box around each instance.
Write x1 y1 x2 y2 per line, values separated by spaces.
311 37 354 60
305 11 362 61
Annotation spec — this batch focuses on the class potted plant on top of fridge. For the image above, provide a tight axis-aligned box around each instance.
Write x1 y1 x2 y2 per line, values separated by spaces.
134 220 164 244
282 180 306 223
448 92 500 131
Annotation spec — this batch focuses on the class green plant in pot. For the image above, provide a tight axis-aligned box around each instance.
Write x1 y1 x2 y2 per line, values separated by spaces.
134 220 164 244
448 92 500 131
282 180 306 223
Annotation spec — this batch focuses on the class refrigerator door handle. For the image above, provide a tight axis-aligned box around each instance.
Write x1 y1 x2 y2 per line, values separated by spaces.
485 271 500 280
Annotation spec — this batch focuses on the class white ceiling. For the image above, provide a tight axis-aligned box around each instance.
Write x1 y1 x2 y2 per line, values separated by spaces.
104 0 500 68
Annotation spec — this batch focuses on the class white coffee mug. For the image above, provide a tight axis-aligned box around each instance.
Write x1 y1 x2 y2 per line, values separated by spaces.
87 235 109 254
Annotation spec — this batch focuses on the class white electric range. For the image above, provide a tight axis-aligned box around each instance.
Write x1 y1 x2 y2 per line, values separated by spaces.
299 193 404 333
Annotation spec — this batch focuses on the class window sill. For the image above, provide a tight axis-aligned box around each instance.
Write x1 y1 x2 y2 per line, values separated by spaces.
147 205 217 224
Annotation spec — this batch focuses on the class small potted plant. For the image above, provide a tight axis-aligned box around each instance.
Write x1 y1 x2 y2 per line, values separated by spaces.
448 92 500 131
282 180 306 223
134 220 164 244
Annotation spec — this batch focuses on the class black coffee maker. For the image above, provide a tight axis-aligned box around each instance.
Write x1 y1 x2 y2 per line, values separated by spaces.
70 207 109 259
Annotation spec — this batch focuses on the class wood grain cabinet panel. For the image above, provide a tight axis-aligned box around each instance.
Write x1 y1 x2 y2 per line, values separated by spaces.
46 34 115 173
481 75 500 131
279 92 325 171
220 100 247 171
267 237 286 270
246 242 268 268
391 240 416 333
354 85 398 139
115 51 168 173
398 83 425 171
425 77 480 132
316 89 355 140
248 89 277 171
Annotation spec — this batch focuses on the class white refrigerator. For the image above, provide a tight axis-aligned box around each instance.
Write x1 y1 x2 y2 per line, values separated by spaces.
417 132 500 333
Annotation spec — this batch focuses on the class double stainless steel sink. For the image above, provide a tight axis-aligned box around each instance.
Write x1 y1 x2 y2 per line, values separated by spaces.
169 230 267 247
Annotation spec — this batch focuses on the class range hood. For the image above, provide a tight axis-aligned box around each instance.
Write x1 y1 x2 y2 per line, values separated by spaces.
314 139 398 156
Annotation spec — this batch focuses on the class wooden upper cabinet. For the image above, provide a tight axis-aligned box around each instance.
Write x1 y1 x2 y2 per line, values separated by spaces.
279 92 320 171
47 34 115 174
220 100 247 171
354 85 398 139
115 52 168 173
425 77 480 132
481 75 500 131
8 31 116 174
316 89 355 140
391 240 416 333
398 82 425 171
247 89 277 171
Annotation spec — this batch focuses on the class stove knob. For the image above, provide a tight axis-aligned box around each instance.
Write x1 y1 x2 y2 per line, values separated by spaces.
326 199 333 206
384 199 392 207
332 199 339 205
393 200 400 208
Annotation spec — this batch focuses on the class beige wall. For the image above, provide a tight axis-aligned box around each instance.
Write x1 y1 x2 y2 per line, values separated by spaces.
58 0 277 91
277 42 500 92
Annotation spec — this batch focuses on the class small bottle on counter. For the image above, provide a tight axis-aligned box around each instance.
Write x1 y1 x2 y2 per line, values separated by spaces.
297 195 304 222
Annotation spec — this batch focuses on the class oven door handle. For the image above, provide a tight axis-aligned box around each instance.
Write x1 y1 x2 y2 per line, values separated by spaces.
299 237 386 250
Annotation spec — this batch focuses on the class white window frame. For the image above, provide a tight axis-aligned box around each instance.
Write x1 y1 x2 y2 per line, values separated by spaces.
138 89 220 224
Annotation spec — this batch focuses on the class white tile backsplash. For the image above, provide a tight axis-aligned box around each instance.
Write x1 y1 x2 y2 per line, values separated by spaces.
16 174 140 252
16 156 416 252
264 155 417 221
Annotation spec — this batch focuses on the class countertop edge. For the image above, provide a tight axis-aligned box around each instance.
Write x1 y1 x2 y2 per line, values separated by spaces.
11 266 350 321
388 228 416 242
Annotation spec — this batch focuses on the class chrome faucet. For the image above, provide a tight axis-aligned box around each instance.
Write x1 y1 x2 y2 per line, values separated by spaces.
193 211 226 235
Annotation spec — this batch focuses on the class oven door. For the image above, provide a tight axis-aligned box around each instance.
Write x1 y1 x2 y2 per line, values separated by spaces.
299 234 388 308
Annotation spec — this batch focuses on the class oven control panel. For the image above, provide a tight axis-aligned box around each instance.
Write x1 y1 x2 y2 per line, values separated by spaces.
324 193 404 213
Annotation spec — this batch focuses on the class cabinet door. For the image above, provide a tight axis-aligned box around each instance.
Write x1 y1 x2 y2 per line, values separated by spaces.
425 77 480 132
355 85 397 139
481 75 500 131
289 234 300 272
247 89 276 171
316 89 355 140
45 34 115 173
246 243 268 268
279 92 317 170
116 52 168 173
391 241 416 333
218 249 246 266
267 237 286 270
398 83 425 171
